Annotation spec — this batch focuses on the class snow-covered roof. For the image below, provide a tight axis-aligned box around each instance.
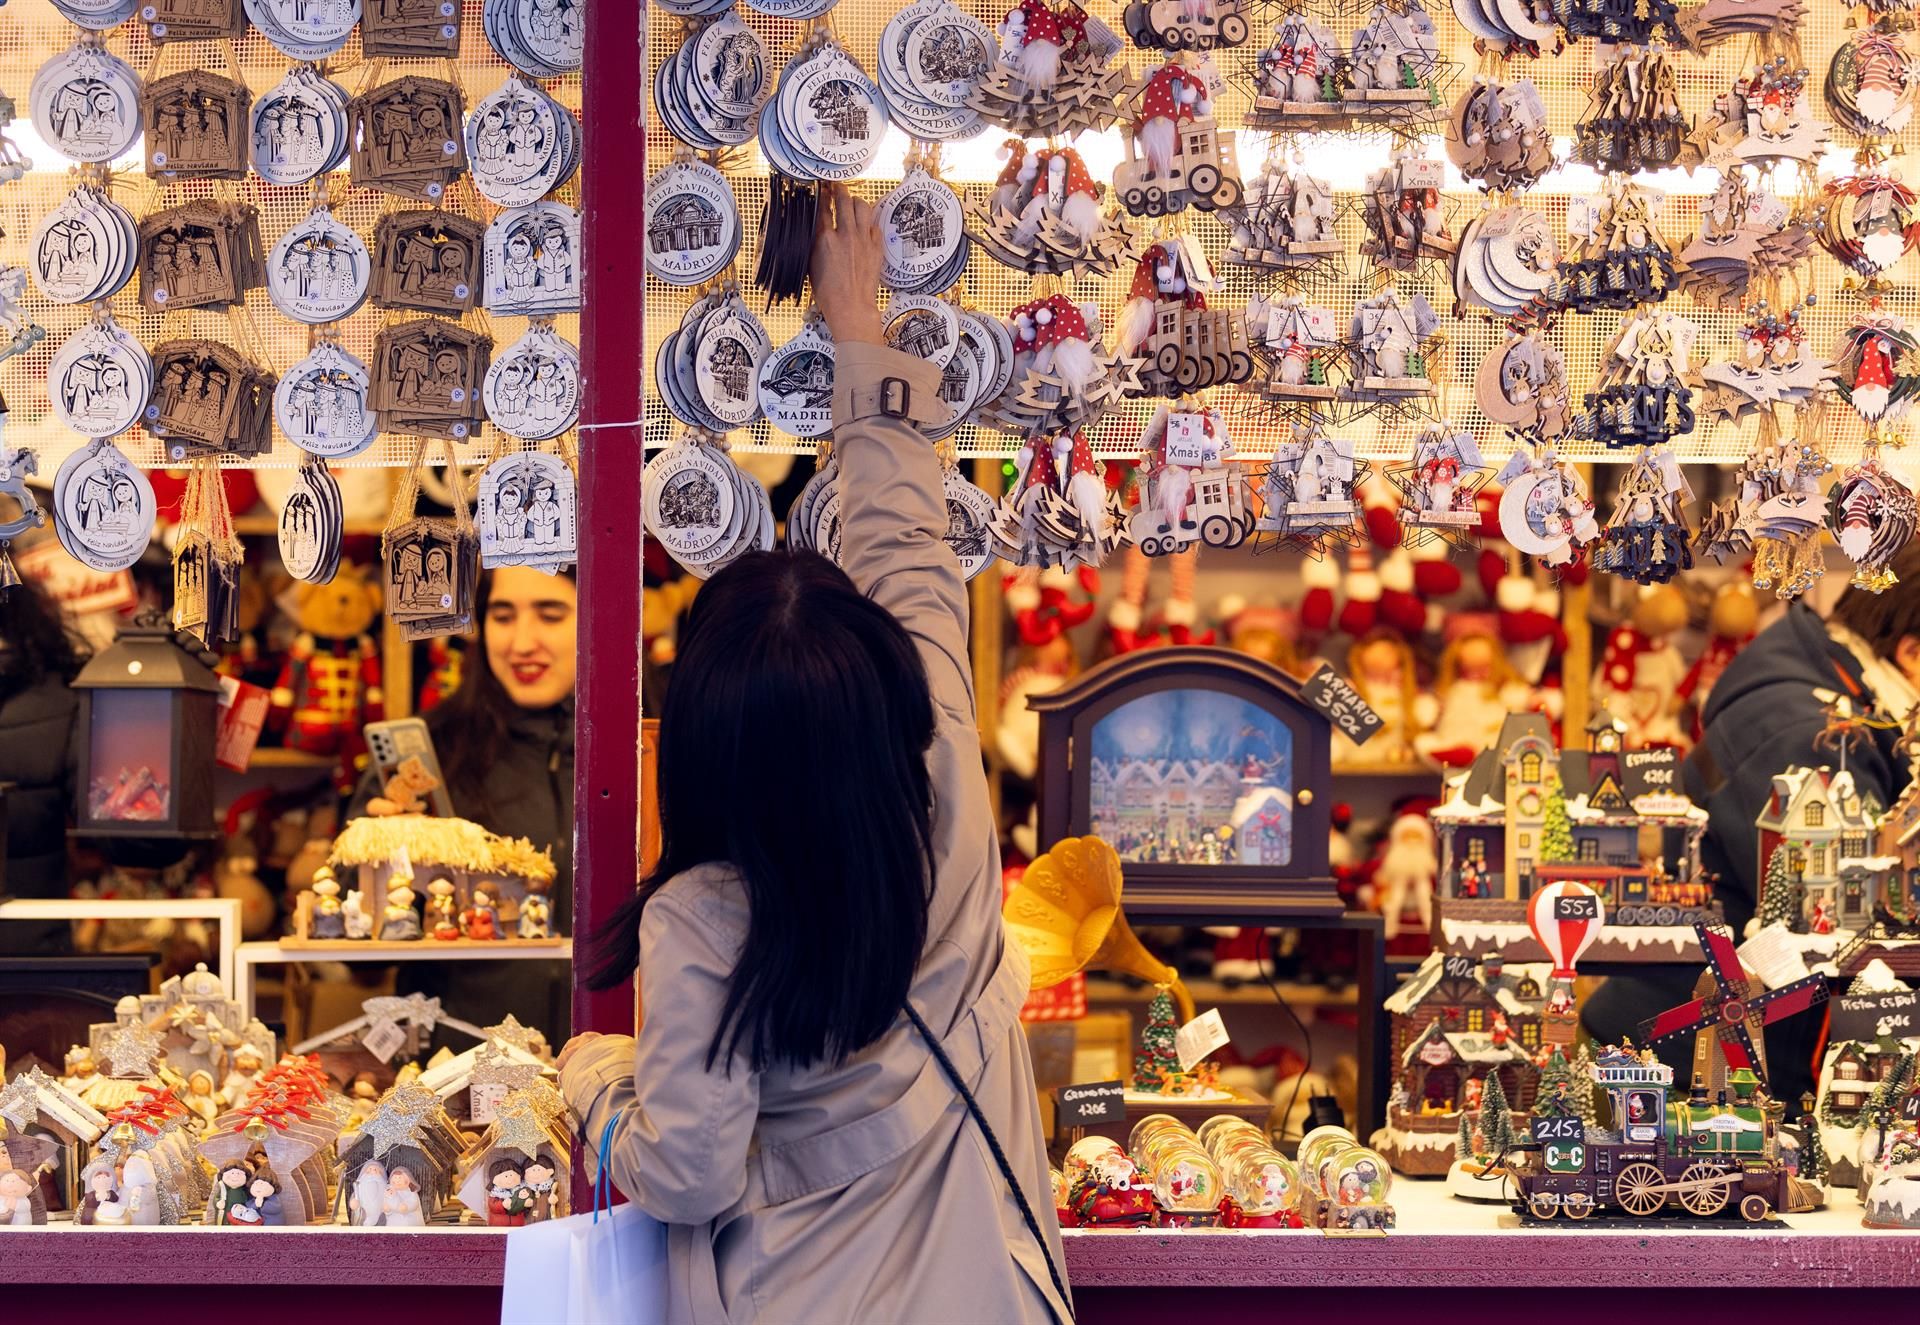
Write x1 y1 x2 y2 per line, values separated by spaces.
1229 786 1291 828
1384 950 1546 1016
1849 959 1912 995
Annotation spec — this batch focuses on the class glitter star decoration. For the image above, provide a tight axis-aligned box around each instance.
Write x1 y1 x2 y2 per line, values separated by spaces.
0 1067 48 1132
492 1085 566 1160
484 1014 538 1054
96 1021 165 1079
363 1082 441 1159
471 1043 542 1096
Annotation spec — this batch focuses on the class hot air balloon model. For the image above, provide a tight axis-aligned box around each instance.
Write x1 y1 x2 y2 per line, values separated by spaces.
1527 880 1605 1041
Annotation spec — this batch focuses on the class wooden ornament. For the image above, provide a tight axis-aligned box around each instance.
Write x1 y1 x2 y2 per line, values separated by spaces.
137 200 264 313
146 339 277 459
347 77 468 201
142 71 249 179
372 210 483 315
143 0 247 43
362 0 464 59
369 319 491 441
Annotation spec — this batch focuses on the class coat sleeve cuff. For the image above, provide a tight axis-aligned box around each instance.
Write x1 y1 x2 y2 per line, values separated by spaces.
833 340 945 427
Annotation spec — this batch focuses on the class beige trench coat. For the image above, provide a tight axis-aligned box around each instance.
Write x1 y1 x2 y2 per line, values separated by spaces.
563 340 1070 1325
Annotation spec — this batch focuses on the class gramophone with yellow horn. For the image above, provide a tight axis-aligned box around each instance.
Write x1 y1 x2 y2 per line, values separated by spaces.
1003 834 1195 1025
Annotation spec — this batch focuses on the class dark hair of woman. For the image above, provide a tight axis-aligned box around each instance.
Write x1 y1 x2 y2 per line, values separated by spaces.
429 566 575 818
0 575 89 701
585 549 937 1075
1830 542 1920 660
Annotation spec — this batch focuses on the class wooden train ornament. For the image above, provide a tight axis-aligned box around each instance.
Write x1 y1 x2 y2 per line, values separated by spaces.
1115 60 1243 217
1501 921 1827 1222
1114 242 1253 396
1123 0 1249 52
1128 404 1253 557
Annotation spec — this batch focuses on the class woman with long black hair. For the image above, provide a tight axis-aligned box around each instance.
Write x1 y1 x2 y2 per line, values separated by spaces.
559 186 1070 1323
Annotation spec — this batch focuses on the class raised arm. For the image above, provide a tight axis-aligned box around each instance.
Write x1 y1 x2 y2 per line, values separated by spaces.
811 184 974 718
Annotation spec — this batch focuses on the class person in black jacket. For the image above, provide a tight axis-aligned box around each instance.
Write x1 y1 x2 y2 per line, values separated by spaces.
0 577 88 953
1586 548 1920 1103
348 567 575 1044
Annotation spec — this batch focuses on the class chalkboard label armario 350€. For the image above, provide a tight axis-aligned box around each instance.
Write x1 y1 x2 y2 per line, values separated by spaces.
1301 662 1383 746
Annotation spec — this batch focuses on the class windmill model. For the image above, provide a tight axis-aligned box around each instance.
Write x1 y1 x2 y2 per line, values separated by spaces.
1640 921 1828 1098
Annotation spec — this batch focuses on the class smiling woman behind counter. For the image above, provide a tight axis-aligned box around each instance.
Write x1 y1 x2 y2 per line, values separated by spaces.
347 565 577 1041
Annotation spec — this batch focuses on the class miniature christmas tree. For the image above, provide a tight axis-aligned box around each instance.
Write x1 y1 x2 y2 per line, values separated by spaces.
1455 1107 1473 1159
1757 846 1802 932
1476 1071 1518 1160
1536 1047 1574 1113
1801 1113 1830 1183
1132 987 1183 1091
1569 1047 1599 1127
1539 775 1575 864
1406 349 1427 378
1866 1048 1918 1118
1319 68 1341 101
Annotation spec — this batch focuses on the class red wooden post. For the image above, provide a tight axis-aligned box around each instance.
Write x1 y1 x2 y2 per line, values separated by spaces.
572 0 646 1043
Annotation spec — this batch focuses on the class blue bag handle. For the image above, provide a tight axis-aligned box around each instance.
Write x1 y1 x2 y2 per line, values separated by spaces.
593 1114 619 1223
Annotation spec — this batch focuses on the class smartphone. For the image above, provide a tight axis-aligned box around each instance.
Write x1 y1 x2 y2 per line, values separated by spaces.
363 718 456 818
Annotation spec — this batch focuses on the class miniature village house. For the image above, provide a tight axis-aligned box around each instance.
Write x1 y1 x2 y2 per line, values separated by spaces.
1373 950 1548 1174
1432 714 1708 931
1757 765 1885 929
1869 775 1920 925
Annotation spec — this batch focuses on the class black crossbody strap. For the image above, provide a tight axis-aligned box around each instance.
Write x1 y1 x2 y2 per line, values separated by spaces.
904 1003 1074 1323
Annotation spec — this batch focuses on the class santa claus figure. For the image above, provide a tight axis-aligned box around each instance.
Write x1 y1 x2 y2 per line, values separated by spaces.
1370 811 1436 941
1134 61 1207 179
1851 333 1895 420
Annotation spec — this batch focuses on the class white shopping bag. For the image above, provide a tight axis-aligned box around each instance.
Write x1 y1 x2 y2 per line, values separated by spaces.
502 1121 669 1325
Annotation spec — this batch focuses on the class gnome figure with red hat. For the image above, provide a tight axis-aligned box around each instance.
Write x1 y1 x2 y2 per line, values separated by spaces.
1132 59 1208 180
999 0 1066 89
1117 242 1203 362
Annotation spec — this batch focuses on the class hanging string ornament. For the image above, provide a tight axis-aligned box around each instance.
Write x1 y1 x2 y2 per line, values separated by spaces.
1677 0 1804 55
1126 402 1252 557
1560 0 1682 44
1358 150 1454 274
1246 292 1342 408
171 458 244 648
1495 444 1599 569
1572 44 1690 174
1113 56 1244 216
973 0 1130 137
0 445 46 595
1695 293 1831 424
1385 422 1488 552
1449 0 1558 57
1579 308 1700 449
1246 10 1346 133
978 294 1137 438
1339 286 1441 413
988 429 1127 568
1552 176 1674 314
1445 77 1552 194
1476 330 1571 439
967 141 1140 277
1696 432 1830 601
1224 153 1339 276
1815 172 1920 281
1673 170 1814 308
1825 28 1919 139
1254 419 1367 554
1833 308 1920 426
1114 240 1252 397
1684 58 1827 171
1829 442 1918 594
1592 445 1693 585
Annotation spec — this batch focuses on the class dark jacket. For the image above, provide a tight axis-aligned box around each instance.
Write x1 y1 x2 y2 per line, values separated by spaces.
347 699 574 1043
1685 601 1906 932
0 672 81 953
1585 602 1906 1106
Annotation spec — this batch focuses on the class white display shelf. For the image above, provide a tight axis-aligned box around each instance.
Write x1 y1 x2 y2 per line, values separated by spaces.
0 898 242 995
231 938 574 1016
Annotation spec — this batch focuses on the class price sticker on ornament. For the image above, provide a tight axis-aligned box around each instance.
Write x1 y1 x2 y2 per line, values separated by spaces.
469 1080 509 1125
1056 1080 1126 1127
362 1017 409 1064
1301 662 1384 746
1174 1008 1231 1073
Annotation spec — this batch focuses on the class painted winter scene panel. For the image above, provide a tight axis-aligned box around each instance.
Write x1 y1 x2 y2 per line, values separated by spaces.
1088 689 1293 867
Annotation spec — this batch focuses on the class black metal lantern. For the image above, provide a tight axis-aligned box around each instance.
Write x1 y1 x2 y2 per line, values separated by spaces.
71 611 221 840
